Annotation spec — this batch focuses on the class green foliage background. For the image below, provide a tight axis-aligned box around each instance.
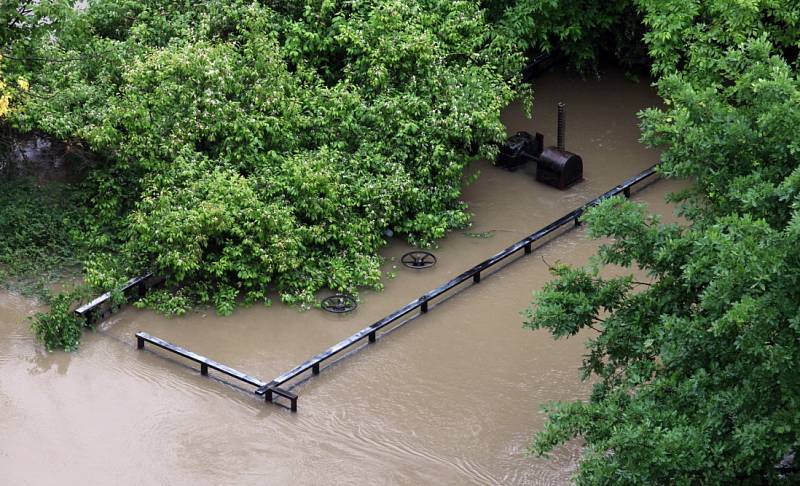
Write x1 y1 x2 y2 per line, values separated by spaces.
0 179 87 295
524 1 800 483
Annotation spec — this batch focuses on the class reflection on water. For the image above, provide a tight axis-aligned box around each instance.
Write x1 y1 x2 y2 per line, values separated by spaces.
0 68 682 485
25 346 74 376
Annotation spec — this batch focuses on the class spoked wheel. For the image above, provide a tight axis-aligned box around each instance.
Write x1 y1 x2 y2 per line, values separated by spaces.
321 294 358 314
401 251 437 269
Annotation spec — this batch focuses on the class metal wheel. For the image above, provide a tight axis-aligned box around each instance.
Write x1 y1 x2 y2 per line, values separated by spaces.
321 294 357 313
401 251 437 269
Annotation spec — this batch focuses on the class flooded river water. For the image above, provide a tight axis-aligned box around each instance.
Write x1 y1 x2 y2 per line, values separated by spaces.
0 69 682 485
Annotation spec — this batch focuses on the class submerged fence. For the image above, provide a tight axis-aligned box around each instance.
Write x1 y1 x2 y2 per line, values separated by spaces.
135 332 298 411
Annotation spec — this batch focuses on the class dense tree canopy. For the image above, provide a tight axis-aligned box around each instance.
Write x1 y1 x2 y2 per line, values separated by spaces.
525 1 800 483
7 0 530 313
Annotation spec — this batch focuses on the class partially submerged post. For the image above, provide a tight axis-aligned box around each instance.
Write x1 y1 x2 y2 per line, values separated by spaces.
557 101 566 152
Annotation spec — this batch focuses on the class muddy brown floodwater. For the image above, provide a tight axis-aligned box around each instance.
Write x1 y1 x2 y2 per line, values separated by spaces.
0 68 685 485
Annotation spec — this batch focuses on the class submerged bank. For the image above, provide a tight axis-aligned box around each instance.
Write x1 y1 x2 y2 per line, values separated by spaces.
0 68 680 485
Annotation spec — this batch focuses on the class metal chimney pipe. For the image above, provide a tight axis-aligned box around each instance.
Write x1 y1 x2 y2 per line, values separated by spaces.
557 102 566 152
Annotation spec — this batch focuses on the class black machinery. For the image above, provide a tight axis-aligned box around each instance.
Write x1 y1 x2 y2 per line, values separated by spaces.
536 102 583 190
496 131 543 171
495 102 583 190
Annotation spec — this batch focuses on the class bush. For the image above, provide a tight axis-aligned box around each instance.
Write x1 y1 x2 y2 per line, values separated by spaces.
0 178 88 296
12 0 521 310
30 291 85 352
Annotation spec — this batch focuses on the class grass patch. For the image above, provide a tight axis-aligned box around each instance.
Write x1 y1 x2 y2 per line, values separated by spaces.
0 178 89 299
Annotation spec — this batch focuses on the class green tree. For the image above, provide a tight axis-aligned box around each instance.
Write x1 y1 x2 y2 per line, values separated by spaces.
525 3 800 482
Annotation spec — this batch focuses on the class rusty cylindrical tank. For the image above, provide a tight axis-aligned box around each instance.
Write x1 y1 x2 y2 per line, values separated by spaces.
536 102 583 190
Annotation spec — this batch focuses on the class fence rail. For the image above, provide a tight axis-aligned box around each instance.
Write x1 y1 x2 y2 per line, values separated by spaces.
255 165 659 398
75 273 164 325
135 332 298 411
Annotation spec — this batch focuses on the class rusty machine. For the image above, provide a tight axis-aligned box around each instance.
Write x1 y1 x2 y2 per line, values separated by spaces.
496 102 583 190
496 131 543 171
